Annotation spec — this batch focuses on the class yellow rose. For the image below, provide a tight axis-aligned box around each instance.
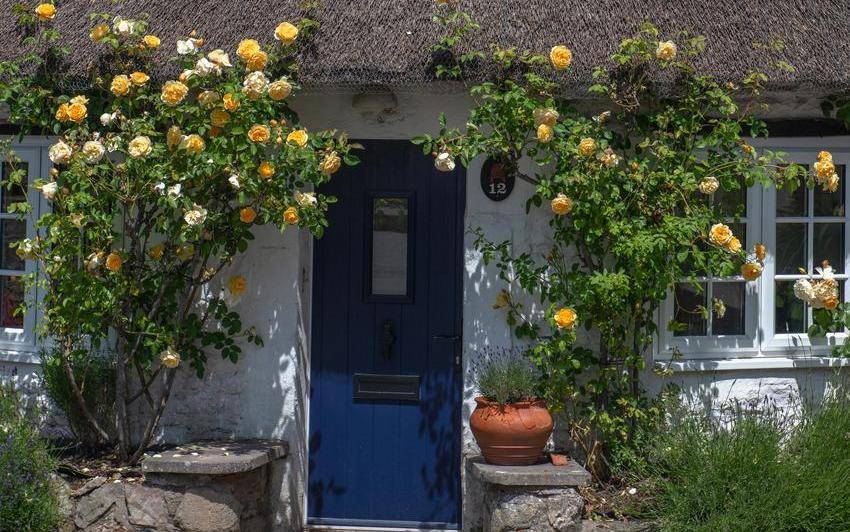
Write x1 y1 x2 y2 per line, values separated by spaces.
180 134 205 154
161 80 189 105
825 295 839 310
656 40 677 61
240 207 257 224
248 124 271 143
130 71 150 86
159 348 180 369
814 159 835 180
741 262 763 281
258 161 275 179
105 252 123 272
210 109 230 127
578 137 597 157
128 136 152 158
268 79 292 101
237 39 261 61
110 75 131 96
818 150 833 162
549 45 572 70
166 126 182 151
755 243 767 262
533 107 559 127
551 193 573 215
143 34 160 49
246 51 268 72
90 23 109 41
148 243 165 260
274 22 298 44
537 123 554 144
709 223 733 246
223 93 240 111
176 244 195 261
286 129 308 148
283 206 299 225
197 90 221 108
724 236 742 254
35 3 56 21
55 103 70 122
228 275 247 296
320 152 341 176
826 172 840 193
554 307 578 329
67 102 87 123
492 289 511 310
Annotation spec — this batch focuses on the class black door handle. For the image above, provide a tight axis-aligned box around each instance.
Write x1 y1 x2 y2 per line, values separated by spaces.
381 320 396 359
432 335 460 342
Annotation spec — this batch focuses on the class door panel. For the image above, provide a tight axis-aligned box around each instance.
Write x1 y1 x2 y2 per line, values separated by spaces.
308 139 464 528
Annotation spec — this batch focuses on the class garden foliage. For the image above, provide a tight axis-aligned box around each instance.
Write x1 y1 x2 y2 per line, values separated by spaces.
420 2 828 473
0 3 357 463
0 385 61 532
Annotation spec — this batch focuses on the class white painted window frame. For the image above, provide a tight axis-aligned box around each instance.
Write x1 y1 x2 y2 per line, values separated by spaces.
0 137 52 365
656 136 850 371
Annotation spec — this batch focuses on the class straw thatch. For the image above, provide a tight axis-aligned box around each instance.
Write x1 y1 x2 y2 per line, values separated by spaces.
0 0 848 96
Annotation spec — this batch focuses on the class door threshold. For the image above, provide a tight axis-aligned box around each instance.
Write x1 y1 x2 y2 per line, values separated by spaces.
306 526 458 532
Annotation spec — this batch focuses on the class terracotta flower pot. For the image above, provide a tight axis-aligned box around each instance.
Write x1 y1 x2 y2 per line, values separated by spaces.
469 396 553 465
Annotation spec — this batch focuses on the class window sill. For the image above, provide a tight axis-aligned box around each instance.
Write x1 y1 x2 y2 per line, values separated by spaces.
0 344 40 365
666 355 850 373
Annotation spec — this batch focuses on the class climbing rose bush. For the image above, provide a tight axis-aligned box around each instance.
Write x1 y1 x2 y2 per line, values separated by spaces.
0 3 358 463
421 3 831 475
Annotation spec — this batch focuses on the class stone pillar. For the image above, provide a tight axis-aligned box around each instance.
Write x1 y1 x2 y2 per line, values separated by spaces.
470 455 591 532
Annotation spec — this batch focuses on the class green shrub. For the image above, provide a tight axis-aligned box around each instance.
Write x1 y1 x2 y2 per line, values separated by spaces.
0 385 61 532
41 348 115 448
641 395 850 532
472 348 538 404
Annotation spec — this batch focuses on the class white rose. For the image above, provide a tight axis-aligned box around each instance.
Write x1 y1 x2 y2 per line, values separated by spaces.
41 182 58 201
100 112 114 126
228 174 241 189
294 190 317 207
113 17 135 35
242 71 269 99
127 136 152 158
434 152 455 172
793 279 816 304
194 57 219 77
177 38 200 55
207 49 232 68
154 182 166 194
49 140 73 164
82 140 105 163
167 184 182 198
184 204 208 226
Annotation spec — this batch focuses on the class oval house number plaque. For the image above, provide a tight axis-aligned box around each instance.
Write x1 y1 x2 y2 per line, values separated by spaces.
480 158 515 202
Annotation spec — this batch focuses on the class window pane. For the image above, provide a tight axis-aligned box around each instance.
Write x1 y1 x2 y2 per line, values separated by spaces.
1 219 26 271
674 282 707 336
1 162 27 214
371 197 409 296
813 223 843 274
776 223 806 274
0 275 23 328
776 183 807 217
814 165 845 217
716 181 746 217
776 280 806 334
713 282 745 335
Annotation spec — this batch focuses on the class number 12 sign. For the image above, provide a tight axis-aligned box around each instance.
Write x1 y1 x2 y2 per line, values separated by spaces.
480 158 515 202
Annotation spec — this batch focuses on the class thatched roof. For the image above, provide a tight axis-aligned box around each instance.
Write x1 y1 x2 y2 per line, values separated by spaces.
0 0 848 97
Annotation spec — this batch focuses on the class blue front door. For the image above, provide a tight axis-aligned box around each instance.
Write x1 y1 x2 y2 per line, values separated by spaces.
308 140 465 528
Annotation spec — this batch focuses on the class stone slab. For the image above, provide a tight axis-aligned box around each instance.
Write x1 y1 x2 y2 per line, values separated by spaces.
470 454 591 487
142 440 288 475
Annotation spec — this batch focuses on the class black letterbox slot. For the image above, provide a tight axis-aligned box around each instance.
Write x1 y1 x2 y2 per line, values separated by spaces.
353 373 420 401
